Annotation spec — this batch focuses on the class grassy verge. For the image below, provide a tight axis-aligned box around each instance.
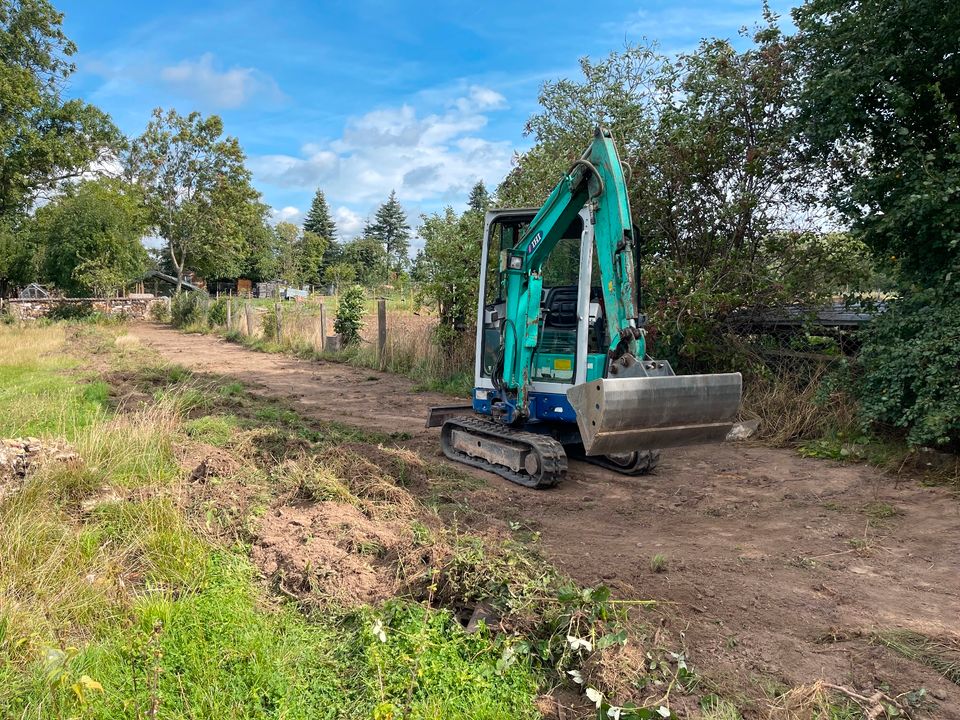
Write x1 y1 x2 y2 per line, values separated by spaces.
0 324 539 718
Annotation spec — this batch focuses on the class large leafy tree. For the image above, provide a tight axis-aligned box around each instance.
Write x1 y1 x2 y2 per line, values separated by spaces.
413 206 484 346
27 178 148 296
499 25 870 370
0 0 121 293
792 0 960 284
0 0 120 218
792 0 960 448
365 190 411 274
343 235 388 287
126 108 263 290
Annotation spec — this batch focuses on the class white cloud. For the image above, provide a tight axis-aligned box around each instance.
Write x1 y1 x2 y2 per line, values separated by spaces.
615 6 760 43
160 53 284 109
455 85 507 113
334 206 365 237
270 206 302 224
249 85 515 208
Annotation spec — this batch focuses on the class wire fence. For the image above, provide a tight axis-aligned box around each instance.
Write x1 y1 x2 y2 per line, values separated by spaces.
216 297 473 391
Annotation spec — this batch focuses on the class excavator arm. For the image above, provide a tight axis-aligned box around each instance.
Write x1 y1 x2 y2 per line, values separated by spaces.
499 127 644 417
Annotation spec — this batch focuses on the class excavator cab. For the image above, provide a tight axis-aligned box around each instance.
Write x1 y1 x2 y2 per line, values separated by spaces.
478 210 588 389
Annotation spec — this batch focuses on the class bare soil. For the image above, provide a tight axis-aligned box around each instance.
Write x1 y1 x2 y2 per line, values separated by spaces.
133 323 960 717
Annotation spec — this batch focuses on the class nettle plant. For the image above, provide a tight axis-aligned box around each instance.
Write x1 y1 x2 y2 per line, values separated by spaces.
438 538 692 718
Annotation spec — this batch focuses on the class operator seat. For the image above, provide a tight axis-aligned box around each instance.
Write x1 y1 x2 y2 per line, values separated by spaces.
542 286 578 328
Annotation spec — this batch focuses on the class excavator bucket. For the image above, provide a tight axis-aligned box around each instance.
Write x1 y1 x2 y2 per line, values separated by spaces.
566 372 743 456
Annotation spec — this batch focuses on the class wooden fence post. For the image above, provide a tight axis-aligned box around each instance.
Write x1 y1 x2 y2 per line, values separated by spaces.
275 303 283 343
245 302 254 336
317 301 326 352
225 299 232 330
377 297 387 369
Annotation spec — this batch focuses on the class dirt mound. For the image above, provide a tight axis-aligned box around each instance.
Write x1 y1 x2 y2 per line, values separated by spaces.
0 438 79 499
253 500 423 604
249 443 443 605
176 443 243 482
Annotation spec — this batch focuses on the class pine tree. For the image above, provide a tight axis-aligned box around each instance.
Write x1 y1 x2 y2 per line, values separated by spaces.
303 188 337 241
366 190 411 274
468 180 490 213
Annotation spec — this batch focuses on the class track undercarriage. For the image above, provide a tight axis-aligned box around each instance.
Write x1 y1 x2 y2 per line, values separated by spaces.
439 415 660 489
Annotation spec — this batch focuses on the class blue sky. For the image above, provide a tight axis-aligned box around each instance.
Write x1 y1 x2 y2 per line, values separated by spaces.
58 0 794 248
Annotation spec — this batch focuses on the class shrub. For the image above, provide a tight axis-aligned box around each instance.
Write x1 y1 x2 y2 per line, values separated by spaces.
262 307 279 341
47 301 95 322
334 286 365 346
208 298 228 327
170 292 208 328
857 285 960 450
149 299 171 323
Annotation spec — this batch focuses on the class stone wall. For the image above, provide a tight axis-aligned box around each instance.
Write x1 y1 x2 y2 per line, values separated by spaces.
0 297 169 321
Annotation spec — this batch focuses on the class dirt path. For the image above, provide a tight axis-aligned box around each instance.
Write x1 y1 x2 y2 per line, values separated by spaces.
134 323 960 716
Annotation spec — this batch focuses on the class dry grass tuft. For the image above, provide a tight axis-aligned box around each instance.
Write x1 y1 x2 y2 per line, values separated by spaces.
743 363 856 446
316 446 418 518
874 629 960 685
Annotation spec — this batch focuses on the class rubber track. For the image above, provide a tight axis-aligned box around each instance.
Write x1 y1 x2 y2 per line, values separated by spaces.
579 449 661 476
440 416 568 489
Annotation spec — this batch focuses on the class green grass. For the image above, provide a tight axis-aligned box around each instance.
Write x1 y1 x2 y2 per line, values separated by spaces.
0 324 544 718
1 552 540 719
0 336 108 439
185 414 240 447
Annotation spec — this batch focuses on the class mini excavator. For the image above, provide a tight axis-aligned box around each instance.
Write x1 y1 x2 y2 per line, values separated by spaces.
427 128 742 488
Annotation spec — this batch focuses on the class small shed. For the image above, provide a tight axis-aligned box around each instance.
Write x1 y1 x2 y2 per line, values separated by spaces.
19 283 49 299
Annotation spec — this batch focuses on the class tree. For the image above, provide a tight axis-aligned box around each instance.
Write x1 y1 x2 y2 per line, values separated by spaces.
303 188 337 241
28 178 148 296
792 0 960 284
414 206 484 346
497 26 866 370
343 235 388 287
0 0 122 222
236 206 275 282
468 181 491 213
365 190 411 274
299 230 328 286
273 222 303 285
323 262 356 293
792 0 960 448
126 108 262 290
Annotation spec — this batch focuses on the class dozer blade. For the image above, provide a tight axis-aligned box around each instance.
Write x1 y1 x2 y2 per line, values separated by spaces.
566 373 743 456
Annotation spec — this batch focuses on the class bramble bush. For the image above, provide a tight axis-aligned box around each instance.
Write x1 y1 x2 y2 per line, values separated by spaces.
857 284 960 450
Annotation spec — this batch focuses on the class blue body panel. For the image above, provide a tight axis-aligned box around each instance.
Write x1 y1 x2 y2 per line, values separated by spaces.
472 387 577 424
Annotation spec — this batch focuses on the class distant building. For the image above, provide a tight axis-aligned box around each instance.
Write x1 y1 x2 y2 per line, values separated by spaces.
18 283 50 299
